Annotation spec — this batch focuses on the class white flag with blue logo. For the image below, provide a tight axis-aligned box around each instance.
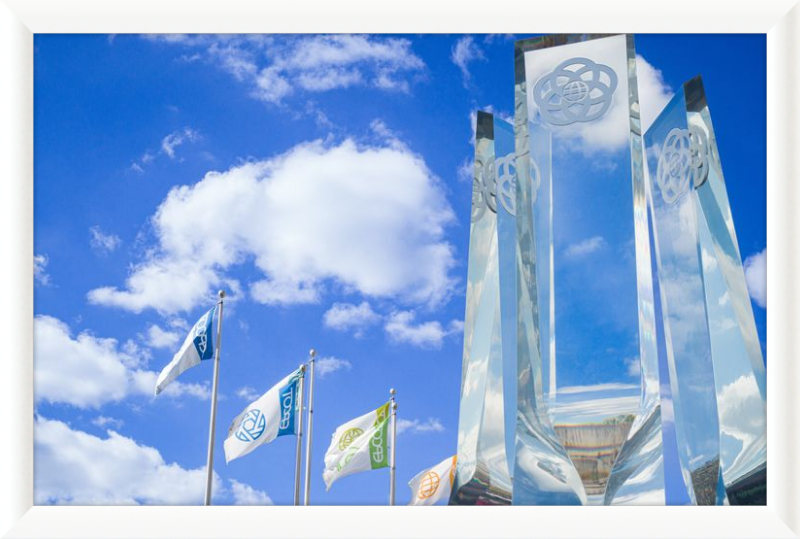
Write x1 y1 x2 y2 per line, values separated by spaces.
223 368 303 464
154 306 216 396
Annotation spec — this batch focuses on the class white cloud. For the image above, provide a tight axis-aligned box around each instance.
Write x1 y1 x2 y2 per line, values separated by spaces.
451 36 485 86
34 254 51 286
636 55 674 133
235 386 260 402
90 226 122 254
91 416 124 430
161 127 200 160
88 138 457 315
323 301 380 337
743 248 766 308
144 324 182 350
34 315 209 408
564 236 606 258
315 356 352 378
146 35 425 105
554 395 640 425
396 417 445 435
35 416 266 505
625 357 641 378
229 479 273 505
457 157 473 183
384 310 461 349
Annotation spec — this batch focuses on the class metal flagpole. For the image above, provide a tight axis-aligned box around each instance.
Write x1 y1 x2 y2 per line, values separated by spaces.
203 290 225 506
389 388 397 506
302 349 316 505
293 365 306 506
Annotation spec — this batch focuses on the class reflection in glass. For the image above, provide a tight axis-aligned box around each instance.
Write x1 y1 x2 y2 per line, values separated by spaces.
515 34 663 505
451 111 515 505
645 76 766 505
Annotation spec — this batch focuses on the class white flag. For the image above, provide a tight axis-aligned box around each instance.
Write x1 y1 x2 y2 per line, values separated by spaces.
224 368 303 464
323 401 391 490
154 306 216 396
407 455 457 506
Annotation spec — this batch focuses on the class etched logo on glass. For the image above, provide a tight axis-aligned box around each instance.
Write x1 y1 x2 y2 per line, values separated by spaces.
472 153 523 220
495 153 517 216
533 57 618 126
656 126 709 204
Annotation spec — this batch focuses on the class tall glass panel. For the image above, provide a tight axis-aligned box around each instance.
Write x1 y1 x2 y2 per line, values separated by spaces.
514 34 662 505
645 76 766 505
451 111 516 505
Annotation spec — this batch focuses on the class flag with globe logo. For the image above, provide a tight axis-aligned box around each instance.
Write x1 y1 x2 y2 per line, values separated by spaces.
154 306 216 396
322 401 391 490
407 455 457 506
223 368 304 464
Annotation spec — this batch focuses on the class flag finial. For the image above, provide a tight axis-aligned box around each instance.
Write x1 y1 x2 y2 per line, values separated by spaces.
309 348 316 358
218 290 226 299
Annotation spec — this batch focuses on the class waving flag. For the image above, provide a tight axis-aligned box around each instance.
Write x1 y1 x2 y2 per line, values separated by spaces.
224 368 304 464
407 456 457 505
154 306 216 396
322 401 391 490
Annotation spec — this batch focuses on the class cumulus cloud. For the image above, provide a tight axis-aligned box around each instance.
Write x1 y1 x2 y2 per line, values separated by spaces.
564 236 606 259
235 386 260 402
636 55 674 133
144 324 182 350
743 248 766 308
34 315 209 408
88 138 457 315
34 254 51 286
35 416 267 505
89 226 122 254
323 301 380 337
451 36 485 86
396 417 445 435
229 479 273 505
144 35 425 105
315 356 352 378
384 311 462 349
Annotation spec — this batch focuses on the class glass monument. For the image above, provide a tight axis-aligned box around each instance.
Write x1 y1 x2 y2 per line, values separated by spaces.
644 76 766 505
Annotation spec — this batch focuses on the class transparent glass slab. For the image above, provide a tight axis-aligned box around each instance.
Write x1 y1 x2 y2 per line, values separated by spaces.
451 111 515 505
515 34 663 505
644 76 766 505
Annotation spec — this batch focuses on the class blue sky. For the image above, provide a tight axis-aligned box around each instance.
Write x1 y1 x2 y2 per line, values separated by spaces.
32 34 766 506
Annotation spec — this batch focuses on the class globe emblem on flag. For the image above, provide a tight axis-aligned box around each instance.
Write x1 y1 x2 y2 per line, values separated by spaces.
338 427 364 451
656 126 709 204
418 471 440 499
533 57 618 126
234 409 266 442
192 311 210 357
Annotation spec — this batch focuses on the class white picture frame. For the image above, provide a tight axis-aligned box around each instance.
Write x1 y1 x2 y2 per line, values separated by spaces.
1 1 798 537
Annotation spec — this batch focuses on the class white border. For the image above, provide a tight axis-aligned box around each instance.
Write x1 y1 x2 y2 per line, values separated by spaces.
1 1 798 537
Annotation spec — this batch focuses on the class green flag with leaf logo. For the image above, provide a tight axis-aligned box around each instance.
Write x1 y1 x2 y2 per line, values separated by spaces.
323 401 391 490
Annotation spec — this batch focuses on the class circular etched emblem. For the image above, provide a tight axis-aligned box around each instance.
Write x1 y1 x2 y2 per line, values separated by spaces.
472 159 497 222
656 126 709 204
338 427 364 451
234 409 266 442
417 471 440 499
495 153 517 216
533 57 618 126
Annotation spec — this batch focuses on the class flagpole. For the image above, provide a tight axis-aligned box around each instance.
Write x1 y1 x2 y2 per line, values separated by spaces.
203 290 225 506
293 365 306 506
389 388 397 506
302 349 316 505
